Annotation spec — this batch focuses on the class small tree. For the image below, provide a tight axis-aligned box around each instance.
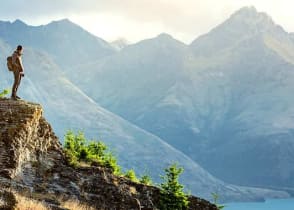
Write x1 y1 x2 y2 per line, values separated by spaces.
87 141 107 162
159 163 189 210
211 193 225 210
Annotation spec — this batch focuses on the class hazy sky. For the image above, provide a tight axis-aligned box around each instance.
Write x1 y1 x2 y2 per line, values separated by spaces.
0 0 293 43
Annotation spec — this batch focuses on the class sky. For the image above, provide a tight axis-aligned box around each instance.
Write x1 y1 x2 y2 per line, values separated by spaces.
0 0 293 44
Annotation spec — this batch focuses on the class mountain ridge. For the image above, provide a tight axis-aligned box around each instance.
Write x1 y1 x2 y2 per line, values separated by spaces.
0 18 116 72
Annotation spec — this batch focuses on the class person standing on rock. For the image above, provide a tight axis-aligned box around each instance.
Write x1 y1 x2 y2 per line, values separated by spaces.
11 45 24 100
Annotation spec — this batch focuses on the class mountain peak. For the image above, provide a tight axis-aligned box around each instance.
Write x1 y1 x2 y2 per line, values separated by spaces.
233 6 258 16
12 19 27 26
129 32 186 50
56 18 72 24
190 6 280 55
48 18 75 27
152 33 186 46
228 6 274 27
156 33 174 40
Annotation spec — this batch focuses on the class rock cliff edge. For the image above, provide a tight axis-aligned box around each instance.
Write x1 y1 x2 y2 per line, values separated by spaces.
0 98 217 210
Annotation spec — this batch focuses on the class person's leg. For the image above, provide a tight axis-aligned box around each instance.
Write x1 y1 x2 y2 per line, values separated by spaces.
15 74 22 96
11 70 20 98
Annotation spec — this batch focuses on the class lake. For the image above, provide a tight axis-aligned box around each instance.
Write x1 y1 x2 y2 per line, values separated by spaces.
224 199 294 210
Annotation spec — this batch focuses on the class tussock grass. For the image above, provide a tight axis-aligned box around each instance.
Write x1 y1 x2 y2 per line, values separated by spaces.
61 199 96 210
14 193 47 210
1 190 95 210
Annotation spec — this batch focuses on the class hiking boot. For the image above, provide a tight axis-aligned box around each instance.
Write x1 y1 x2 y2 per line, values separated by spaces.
11 96 17 100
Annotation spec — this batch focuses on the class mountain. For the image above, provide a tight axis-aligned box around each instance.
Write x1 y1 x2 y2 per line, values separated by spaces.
0 39 285 202
1 10 294 200
0 19 116 72
187 6 294 189
0 99 218 210
64 7 294 193
190 6 279 55
69 32 189 117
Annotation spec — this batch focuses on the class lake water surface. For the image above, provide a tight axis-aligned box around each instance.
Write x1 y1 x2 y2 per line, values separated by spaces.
225 199 294 210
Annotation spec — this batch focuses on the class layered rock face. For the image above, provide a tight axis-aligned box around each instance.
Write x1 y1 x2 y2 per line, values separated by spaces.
0 99 62 180
0 98 217 210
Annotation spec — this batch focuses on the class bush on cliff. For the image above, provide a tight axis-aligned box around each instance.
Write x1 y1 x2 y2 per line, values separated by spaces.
64 131 121 174
124 169 139 182
63 130 190 209
0 89 9 98
139 173 153 185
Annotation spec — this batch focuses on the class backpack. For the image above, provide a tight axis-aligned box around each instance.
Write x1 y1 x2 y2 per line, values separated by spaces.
7 56 13 71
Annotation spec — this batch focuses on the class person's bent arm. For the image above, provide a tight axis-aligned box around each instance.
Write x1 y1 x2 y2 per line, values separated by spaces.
17 57 24 72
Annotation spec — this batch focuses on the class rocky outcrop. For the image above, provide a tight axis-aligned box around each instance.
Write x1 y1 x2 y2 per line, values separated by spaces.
0 98 217 210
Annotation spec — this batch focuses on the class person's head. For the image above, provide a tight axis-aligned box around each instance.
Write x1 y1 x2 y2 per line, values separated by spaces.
16 45 23 55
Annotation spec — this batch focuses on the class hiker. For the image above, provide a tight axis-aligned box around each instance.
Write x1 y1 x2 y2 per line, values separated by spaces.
11 45 24 100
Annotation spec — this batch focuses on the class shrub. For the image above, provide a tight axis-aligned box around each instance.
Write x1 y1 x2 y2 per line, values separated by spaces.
103 151 121 175
87 141 107 161
0 89 9 98
124 169 138 182
64 131 88 162
139 170 153 185
139 174 153 185
159 163 189 210
63 130 121 174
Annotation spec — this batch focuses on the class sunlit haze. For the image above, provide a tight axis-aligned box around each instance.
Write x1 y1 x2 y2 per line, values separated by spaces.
0 0 293 43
